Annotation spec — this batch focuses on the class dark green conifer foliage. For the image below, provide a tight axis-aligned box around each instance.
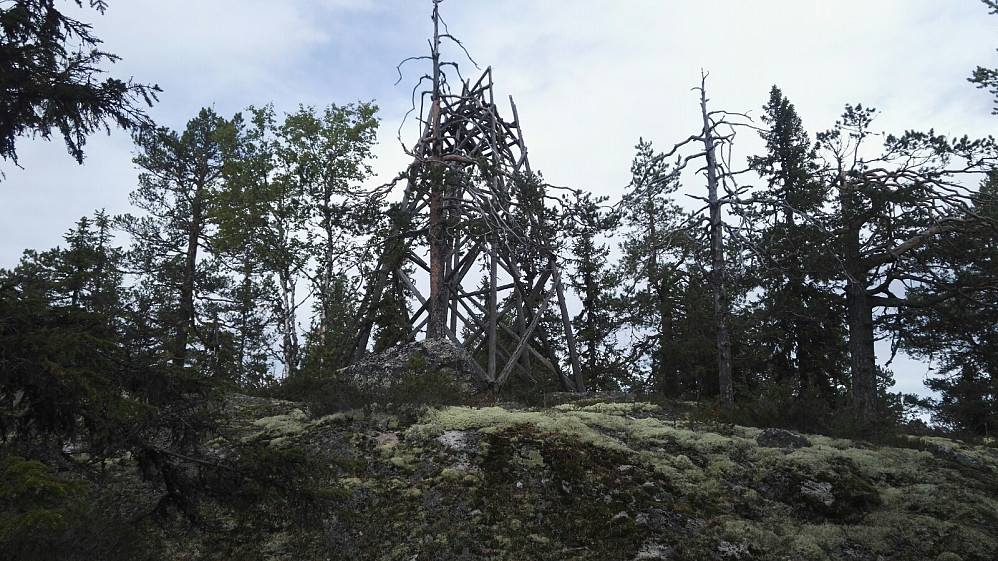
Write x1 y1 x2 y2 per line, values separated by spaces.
970 0 998 114
745 87 848 420
617 139 690 396
0 0 159 171
301 272 359 376
0 212 155 448
901 174 998 435
0 455 92 560
563 191 627 391
505 172 566 390
370 202 415 354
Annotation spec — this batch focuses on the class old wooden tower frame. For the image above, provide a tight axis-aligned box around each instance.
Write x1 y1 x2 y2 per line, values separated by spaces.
352 1 583 391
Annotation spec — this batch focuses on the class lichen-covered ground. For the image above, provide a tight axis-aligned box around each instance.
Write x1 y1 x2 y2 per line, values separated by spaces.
129 395 997 560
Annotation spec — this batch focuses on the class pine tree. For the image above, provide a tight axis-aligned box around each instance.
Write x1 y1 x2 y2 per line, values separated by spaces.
617 139 690 395
118 108 233 371
815 105 996 427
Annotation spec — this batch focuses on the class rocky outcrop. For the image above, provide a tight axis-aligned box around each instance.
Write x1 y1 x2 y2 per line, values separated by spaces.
63 396 998 561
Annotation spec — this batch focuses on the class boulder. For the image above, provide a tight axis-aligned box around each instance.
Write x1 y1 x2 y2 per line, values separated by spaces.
756 427 811 449
337 339 490 405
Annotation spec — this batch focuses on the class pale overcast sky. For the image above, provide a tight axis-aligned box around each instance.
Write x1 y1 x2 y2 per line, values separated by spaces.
1 0 995 397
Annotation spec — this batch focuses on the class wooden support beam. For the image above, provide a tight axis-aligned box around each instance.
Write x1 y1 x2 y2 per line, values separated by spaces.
496 287 555 387
552 259 584 391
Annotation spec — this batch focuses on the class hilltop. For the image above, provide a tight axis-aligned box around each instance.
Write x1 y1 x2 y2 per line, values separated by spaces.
22 393 994 561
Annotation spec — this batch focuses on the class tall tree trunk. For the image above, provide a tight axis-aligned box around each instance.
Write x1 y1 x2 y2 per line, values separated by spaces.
846 279 877 423
278 264 299 377
701 85 734 405
427 176 448 340
838 169 877 425
425 3 447 341
174 181 204 368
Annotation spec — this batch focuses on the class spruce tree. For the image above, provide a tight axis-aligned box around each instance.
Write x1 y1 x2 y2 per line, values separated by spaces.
746 87 848 419
563 191 627 391
0 0 159 172
901 174 998 435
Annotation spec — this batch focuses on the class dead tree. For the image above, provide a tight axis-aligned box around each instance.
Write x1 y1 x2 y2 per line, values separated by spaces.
649 72 753 405
352 0 583 392
698 79 736 406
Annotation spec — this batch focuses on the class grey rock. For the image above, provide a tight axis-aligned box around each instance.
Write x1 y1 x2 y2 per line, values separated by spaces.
756 427 811 449
337 339 490 402
800 480 835 507
927 443 987 472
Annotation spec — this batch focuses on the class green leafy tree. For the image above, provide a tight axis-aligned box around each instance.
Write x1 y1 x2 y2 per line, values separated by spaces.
635 77 750 404
211 108 282 388
214 103 380 379
513 172 573 390
0 0 159 171
279 102 379 374
301 272 359 376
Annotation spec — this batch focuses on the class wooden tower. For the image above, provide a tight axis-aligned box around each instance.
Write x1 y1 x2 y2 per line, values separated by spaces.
352 1 583 392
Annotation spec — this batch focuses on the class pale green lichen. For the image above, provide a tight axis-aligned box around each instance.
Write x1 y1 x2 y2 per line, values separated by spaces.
514 447 545 468
338 477 365 489
439 467 462 480
244 409 308 441
376 441 398 458
555 401 662 416
311 410 361 427
389 453 419 473
405 406 629 452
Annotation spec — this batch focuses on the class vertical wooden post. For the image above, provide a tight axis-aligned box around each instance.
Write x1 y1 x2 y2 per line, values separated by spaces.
552 261 584 392
489 247 498 381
